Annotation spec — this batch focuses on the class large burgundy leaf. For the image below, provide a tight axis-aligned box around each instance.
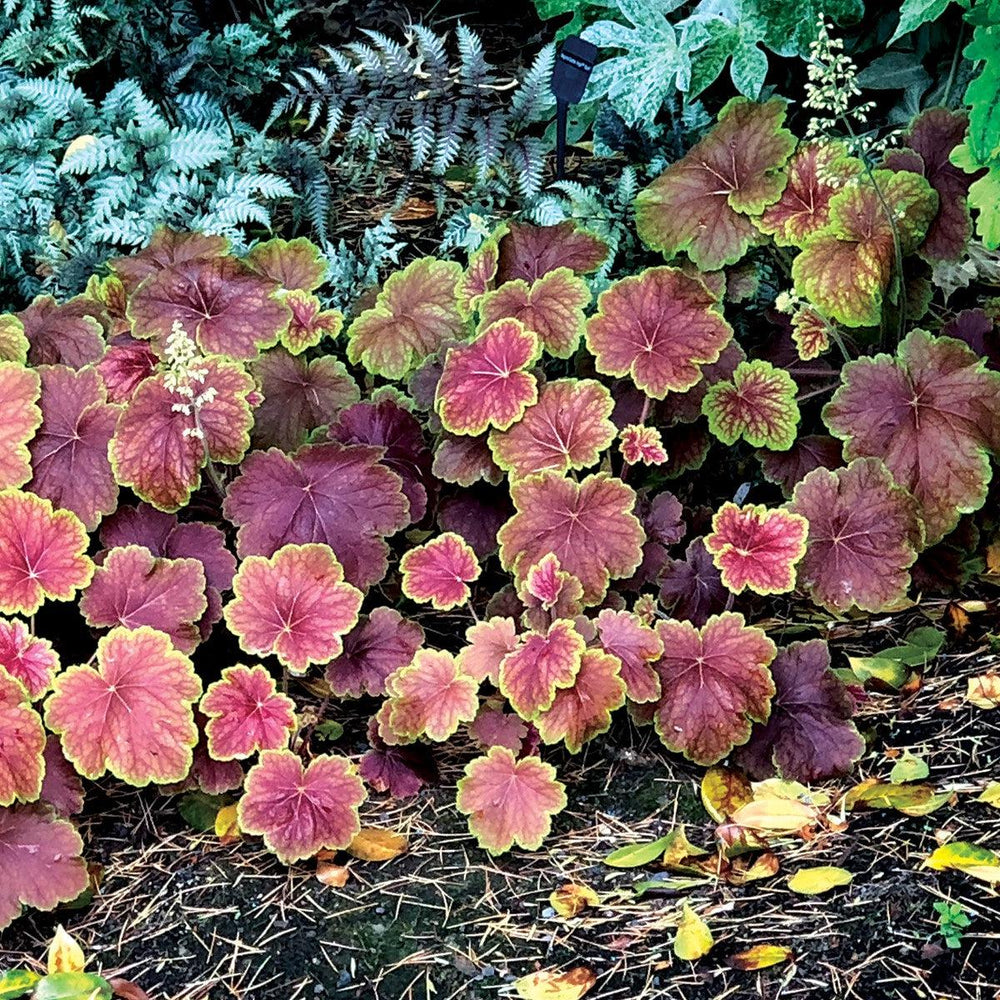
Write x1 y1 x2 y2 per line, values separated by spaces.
495 221 608 284
16 295 105 368
585 267 734 399
80 545 207 653
128 257 291 360
251 349 359 452
45 626 202 785
653 613 776 765
111 228 229 295
884 108 982 262
223 441 411 590
499 472 646 606
658 537 727 627
733 640 863 782
329 397 433 523
325 607 424 698
759 434 843 498
237 749 365 864
28 365 120 529
823 329 1000 544
0 806 89 930
787 458 923 613
109 356 255 512
635 98 795 269
436 489 513 560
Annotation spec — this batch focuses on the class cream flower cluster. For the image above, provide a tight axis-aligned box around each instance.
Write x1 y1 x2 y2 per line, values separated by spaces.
163 321 216 441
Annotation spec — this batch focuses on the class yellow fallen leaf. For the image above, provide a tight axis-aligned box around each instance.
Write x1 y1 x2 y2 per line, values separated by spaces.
674 902 713 961
726 851 780 885
728 944 793 970
660 826 712 873
47 925 86 974
787 866 853 895
845 780 946 815
701 765 753 823
925 841 1000 883
514 966 596 1000
977 782 1000 808
966 674 1000 709
731 797 818 833
214 803 240 842
62 134 98 163
346 827 408 861
550 883 599 918
316 860 350 887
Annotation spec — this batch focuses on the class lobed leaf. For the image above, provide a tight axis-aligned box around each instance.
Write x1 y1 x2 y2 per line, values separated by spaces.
201 664 296 761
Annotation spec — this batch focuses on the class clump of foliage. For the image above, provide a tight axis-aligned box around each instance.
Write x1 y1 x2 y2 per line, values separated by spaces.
2 1 1000 937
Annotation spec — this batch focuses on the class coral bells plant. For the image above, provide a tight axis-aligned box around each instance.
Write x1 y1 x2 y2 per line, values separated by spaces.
2 89 1000 924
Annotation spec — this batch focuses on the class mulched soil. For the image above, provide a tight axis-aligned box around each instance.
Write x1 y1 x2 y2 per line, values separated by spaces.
3 607 999 1000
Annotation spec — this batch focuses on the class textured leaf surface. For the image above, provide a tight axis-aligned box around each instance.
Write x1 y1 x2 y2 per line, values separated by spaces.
0 806 88 930
703 360 799 450
38 737 84 816
251 349 359 452
111 229 228 294
489 379 615 479
387 649 480 741
585 267 734 399
823 329 1000 543
0 618 58 699
499 472 645 605
244 237 328 293
496 221 608 284
329 398 433 523
0 490 93 616
705 503 808 595
620 425 668 466
224 544 362 672
96 337 157 403
734 640 863 782
468 705 529 752
499 620 585 719
16 296 105 369
359 719 439 798
636 98 795 269
535 649 626 753
223 442 410 589
759 434 843 498
346 258 465 379
791 170 938 327
432 434 503 486
110 357 255 512
479 267 590 358
883 109 979 262
201 664 296 760
0 671 44 806
238 749 365 864
436 319 539 436
787 459 923 612
326 608 424 698
128 257 290 360
0 362 41 492
280 290 343 354
653 613 776 765
45 626 202 784
0 314 29 363
757 142 861 245
456 617 519 685
81 545 206 653
659 537 730 627
596 609 664 704
400 533 480 611
456 747 567 853
519 554 584 621
27 365 119 529
790 308 833 361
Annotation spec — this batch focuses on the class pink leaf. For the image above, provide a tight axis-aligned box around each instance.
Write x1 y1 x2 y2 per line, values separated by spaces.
201 664 296 760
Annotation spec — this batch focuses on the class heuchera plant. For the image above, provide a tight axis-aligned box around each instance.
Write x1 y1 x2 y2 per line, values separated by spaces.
1 92 999 917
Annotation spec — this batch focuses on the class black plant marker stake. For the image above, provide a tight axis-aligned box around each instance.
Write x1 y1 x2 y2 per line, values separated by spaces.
550 36 597 180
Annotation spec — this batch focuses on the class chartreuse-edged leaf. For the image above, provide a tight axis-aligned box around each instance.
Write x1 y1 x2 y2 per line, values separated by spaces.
703 360 799 451
0 970 41 999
